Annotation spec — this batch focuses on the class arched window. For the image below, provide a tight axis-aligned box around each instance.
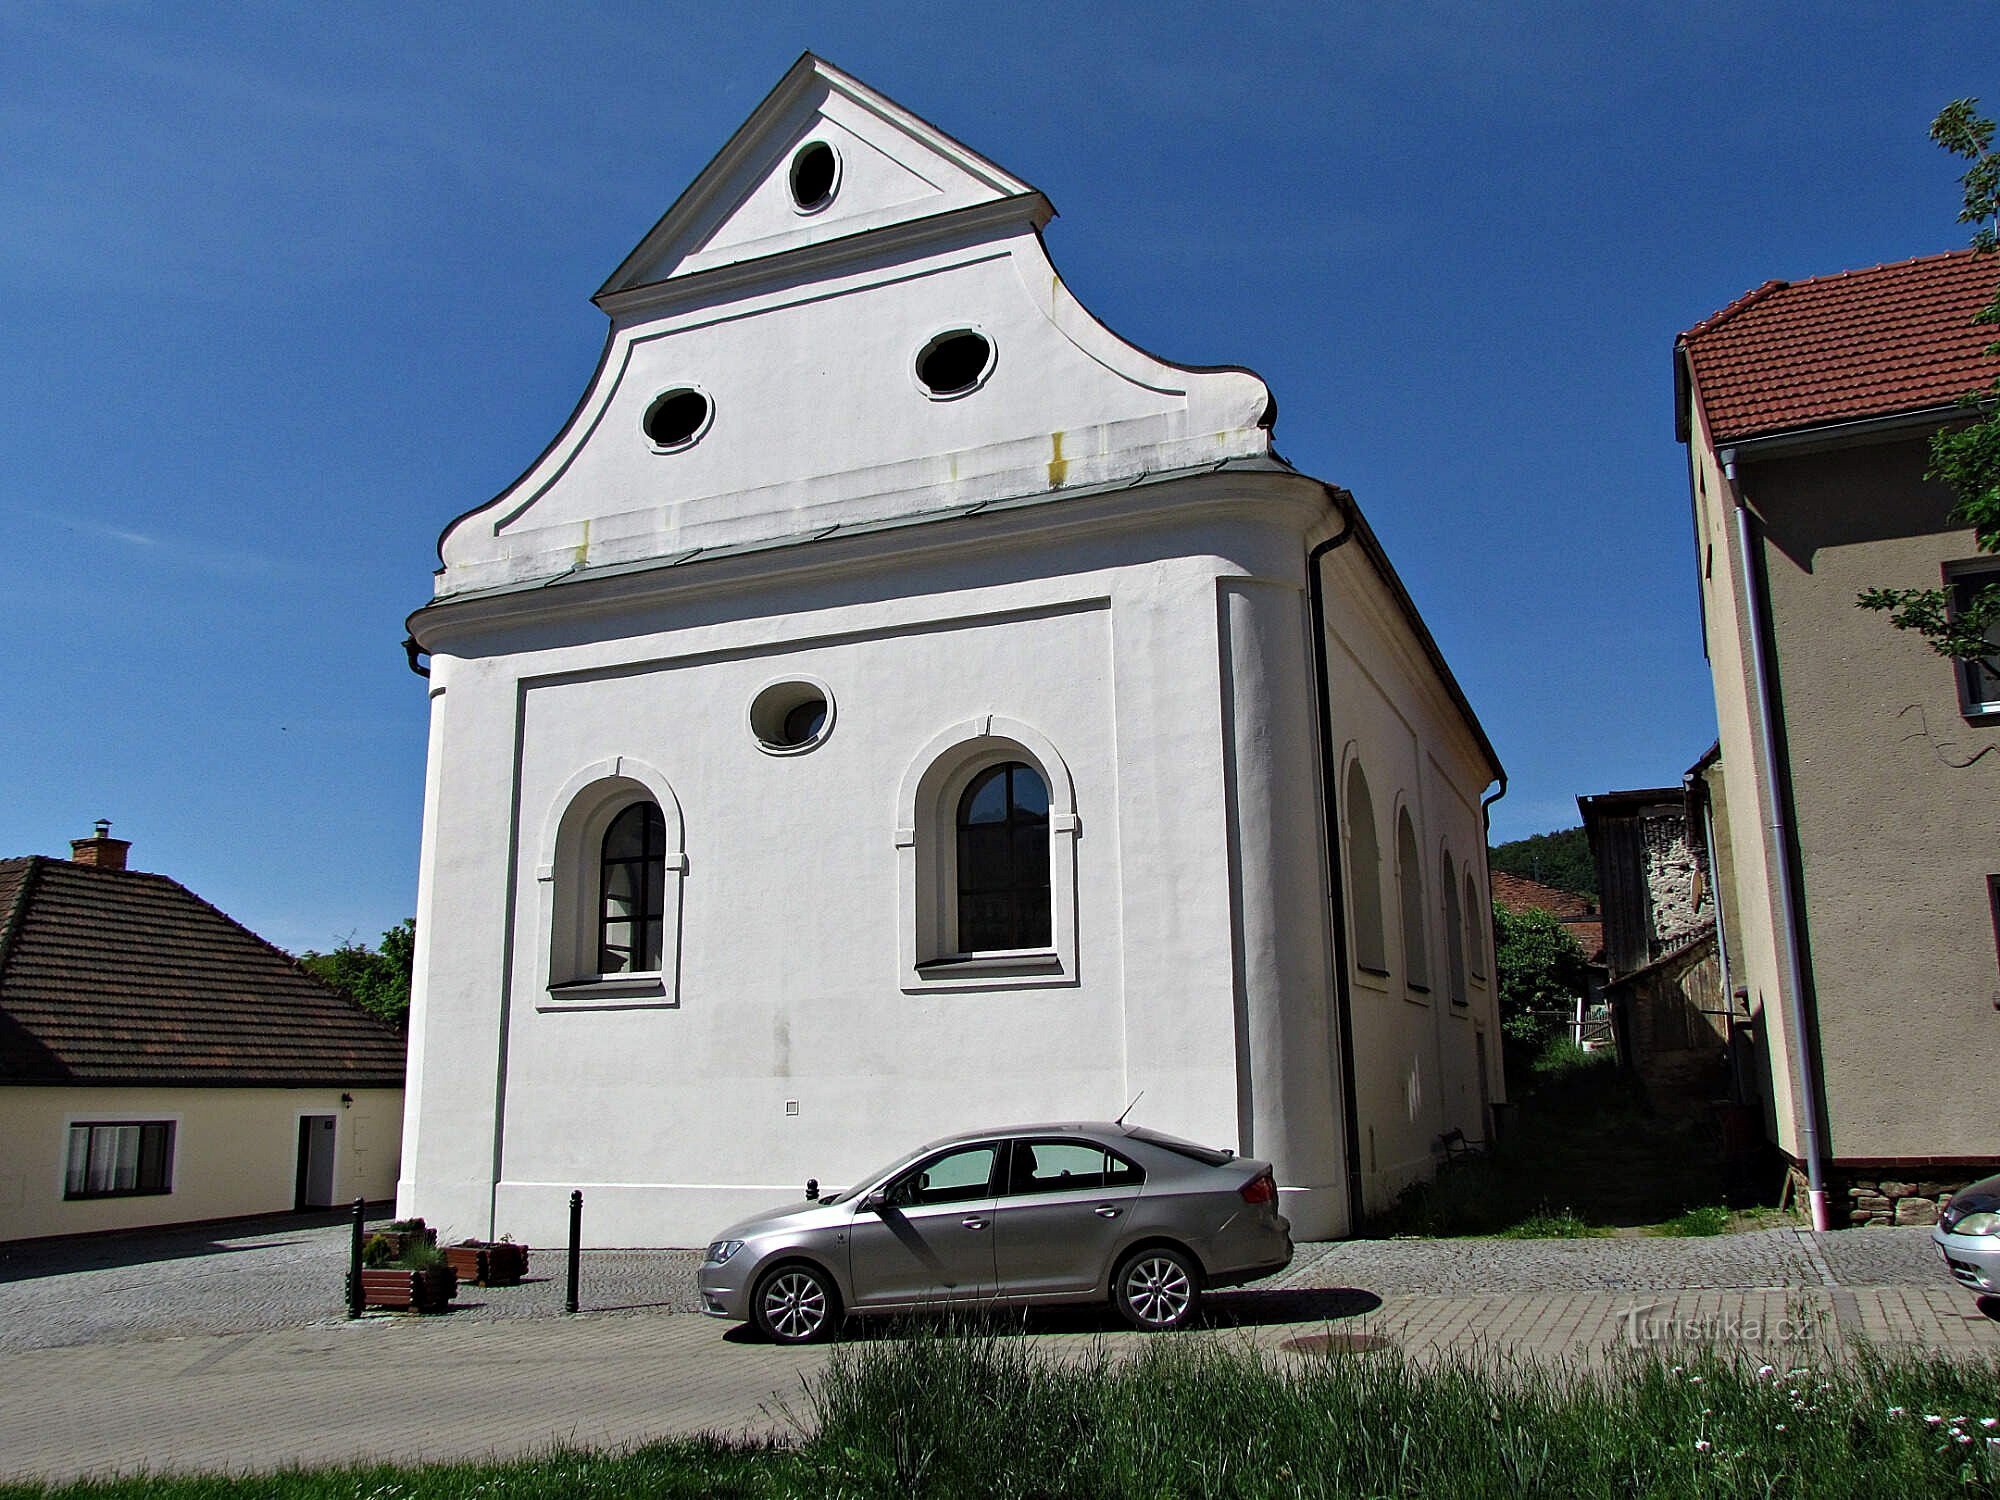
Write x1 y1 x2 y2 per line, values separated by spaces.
956 762 1051 952
1397 808 1429 993
598 802 666 973
1465 871 1487 981
1344 761 1388 975
1443 845 1468 1007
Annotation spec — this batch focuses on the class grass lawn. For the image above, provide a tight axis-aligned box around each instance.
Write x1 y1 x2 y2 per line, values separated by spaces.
5 1333 1995 1498
1365 1047 1784 1239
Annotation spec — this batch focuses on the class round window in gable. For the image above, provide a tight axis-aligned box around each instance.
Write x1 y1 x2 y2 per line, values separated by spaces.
749 677 835 755
643 387 712 451
788 140 840 214
914 329 995 400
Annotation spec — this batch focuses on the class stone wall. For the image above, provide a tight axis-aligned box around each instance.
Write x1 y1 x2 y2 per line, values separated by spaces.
1792 1165 2000 1227
1641 813 1709 957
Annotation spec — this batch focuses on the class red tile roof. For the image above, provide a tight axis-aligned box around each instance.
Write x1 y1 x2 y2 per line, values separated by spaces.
1488 871 1604 965
1679 248 2000 443
0 857 405 1087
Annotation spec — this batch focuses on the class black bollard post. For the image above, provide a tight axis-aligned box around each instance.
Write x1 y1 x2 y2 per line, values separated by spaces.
565 1190 583 1314
346 1197 366 1319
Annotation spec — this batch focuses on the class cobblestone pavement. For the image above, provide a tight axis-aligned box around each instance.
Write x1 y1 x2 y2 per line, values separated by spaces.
0 1215 1959 1353
0 1211 703 1353
1273 1225 1944 1295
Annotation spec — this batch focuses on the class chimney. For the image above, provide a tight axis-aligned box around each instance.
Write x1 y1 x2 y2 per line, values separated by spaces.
70 819 131 872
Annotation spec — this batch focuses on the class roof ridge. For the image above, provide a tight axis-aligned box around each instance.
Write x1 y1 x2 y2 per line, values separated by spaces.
0 856 45 988
1682 279 1789 342
1682 247 1995 345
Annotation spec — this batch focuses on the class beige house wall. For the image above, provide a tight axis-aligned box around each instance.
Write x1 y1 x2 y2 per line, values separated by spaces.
0 1086 402 1243
1687 400 1804 1161
1739 437 2000 1163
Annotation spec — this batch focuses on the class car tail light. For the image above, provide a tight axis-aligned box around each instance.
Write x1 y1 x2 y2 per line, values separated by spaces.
1239 1172 1277 1205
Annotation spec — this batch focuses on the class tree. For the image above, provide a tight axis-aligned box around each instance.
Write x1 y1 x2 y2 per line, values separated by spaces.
1488 827 1597 897
301 918 415 1029
1856 99 2000 663
1491 902 1588 1048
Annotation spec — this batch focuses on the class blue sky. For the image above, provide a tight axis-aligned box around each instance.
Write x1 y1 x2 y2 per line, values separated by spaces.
0 4 1983 954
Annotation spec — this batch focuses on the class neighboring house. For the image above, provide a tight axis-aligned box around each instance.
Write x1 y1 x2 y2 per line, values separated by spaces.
0 825 406 1243
400 55 1505 1247
1676 247 2000 1228
1488 869 1608 1046
1577 787 1729 1112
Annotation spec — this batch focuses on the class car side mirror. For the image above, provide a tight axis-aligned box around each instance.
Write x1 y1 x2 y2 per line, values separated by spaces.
859 1190 888 1212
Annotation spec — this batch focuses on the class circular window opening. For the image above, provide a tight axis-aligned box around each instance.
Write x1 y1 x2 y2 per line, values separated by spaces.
750 679 834 754
643 388 711 450
915 330 994 398
789 141 839 213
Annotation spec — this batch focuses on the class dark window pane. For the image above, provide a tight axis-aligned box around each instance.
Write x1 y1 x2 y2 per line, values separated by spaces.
599 802 666 974
962 766 1009 824
1010 767 1049 816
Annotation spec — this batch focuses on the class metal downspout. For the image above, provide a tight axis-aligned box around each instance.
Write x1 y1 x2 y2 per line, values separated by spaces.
1726 475 1831 1231
1306 490 1364 1234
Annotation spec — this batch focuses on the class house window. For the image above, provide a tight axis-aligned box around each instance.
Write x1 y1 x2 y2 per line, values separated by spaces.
1465 871 1487 981
1950 571 2000 715
896 715 1079 990
65 1121 174 1199
1443 847 1468 1007
1344 761 1388 975
1397 808 1430 994
956 762 1051 952
598 802 666 974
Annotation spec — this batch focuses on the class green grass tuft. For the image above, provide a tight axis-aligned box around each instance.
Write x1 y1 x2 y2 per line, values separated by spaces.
1656 1204 1735 1237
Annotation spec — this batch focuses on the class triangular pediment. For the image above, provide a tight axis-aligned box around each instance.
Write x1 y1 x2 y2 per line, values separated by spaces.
598 53 1047 302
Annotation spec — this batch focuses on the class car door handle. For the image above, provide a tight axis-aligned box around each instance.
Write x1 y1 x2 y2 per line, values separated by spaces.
962 1217 988 1230
1094 1205 1122 1218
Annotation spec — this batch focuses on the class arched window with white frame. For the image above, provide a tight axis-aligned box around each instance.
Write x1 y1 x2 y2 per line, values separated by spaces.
537 761 687 1007
896 716 1079 991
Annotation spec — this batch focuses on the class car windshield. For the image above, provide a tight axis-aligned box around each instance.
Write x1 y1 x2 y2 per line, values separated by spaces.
1125 1126 1235 1167
816 1145 931 1206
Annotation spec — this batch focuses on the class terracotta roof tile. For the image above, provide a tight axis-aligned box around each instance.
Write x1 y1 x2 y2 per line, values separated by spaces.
1680 248 2000 443
1489 871 1604 965
0 857 405 1086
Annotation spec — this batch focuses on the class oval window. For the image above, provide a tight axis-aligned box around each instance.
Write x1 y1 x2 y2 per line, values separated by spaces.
915 330 994 399
789 141 839 213
643 388 711 450
749 678 834 754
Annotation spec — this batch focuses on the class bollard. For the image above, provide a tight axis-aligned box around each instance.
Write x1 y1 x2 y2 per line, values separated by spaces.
565 1189 583 1314
346 1197 365 1319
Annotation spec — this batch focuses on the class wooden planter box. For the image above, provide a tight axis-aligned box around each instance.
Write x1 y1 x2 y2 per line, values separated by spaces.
370 1226 438 1261
354 1266 458 1313
444 1241 529 1287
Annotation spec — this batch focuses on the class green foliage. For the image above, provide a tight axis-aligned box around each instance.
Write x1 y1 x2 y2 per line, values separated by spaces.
1656 1204 1733 1238
300 917 414 1029
1496 1207 1608 1239
394 1238 447 1273
360 1233 396 1268
1530 1036 1599 1080
1488 825 1597 896
1858 97 2000 667
1492 902 1590 1047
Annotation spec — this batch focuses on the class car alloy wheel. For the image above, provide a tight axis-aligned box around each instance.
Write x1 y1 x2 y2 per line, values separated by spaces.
755 1264 838 1344
1115 1247 1199 1331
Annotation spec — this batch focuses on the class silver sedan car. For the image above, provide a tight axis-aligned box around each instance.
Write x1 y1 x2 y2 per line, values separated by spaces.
1934 1173 2000 1295
697 1122 1293 1342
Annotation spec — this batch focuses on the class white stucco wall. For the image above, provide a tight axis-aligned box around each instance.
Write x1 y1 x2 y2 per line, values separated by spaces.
0 1086 402 1243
